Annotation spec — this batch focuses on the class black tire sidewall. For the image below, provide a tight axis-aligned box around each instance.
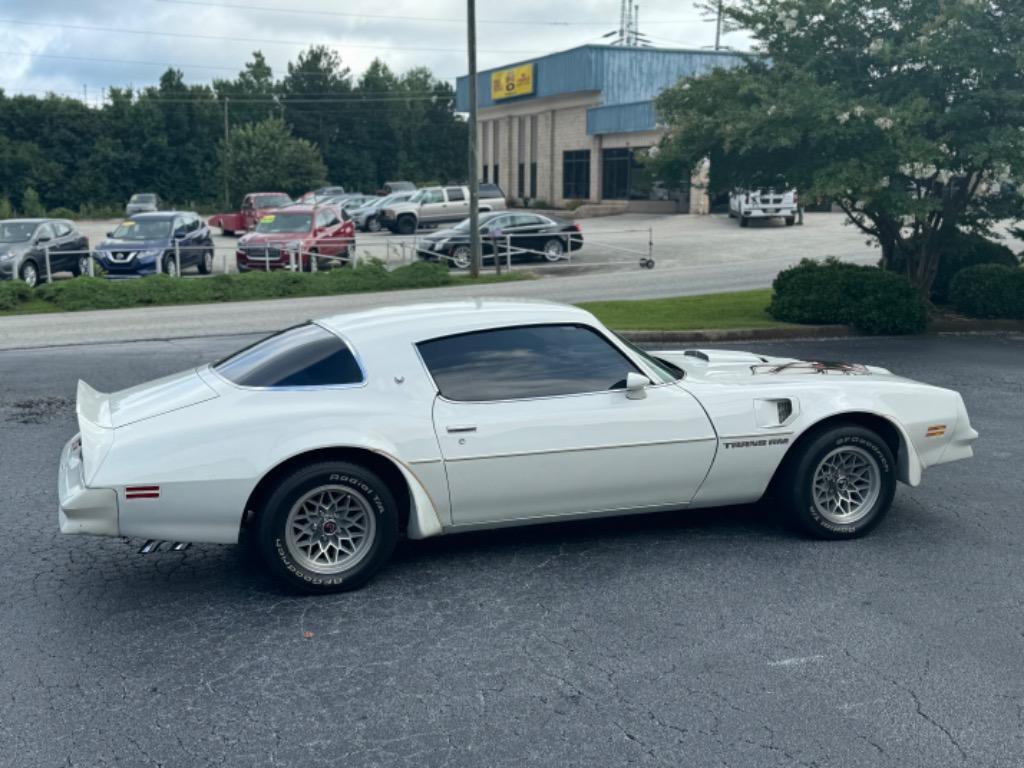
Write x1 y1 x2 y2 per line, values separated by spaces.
787 426 896 539
256 462 399 593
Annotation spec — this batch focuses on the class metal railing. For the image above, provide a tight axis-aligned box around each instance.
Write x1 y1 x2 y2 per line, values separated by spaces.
22 228 655 285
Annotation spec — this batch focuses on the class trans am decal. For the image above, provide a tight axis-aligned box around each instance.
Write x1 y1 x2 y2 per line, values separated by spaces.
750 361 871 376
723 437 790 449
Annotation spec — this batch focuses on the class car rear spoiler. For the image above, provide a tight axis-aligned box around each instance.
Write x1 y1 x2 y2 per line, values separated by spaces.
77 380 113 429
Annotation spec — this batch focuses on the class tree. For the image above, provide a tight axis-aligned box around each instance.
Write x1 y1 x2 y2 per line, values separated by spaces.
655 0 1024 295
217 118 326 205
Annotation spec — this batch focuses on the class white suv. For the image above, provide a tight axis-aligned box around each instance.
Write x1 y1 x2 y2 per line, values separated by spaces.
729 189 798 227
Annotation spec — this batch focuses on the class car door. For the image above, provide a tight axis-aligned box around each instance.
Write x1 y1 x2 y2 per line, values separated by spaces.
32 222 58 276
315 208 344 256
46 221 74 270
419 323 717 526
417 189 446 224
504 214 547 256
444 187 469 221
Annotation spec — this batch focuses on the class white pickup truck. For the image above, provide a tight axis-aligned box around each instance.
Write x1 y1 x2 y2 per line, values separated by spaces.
729 189 798 227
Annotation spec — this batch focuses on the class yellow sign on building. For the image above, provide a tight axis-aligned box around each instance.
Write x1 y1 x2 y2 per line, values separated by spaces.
491 64 535 101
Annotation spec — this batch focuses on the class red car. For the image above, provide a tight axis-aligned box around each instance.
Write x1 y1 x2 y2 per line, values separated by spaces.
209 192 292 236
235 205 355 272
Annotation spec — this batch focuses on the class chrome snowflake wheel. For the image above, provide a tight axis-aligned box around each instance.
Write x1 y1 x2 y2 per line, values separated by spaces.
284 485 377 575
811 446 881 525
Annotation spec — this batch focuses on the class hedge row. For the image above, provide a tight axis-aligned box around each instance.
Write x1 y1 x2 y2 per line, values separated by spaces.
0 261 461 313
949 264 1024 319
889 231 1020 303
769 259 928 335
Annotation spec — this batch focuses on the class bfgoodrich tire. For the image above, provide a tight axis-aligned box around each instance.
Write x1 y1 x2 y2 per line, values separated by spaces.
779 424 896 539
256 461 399 593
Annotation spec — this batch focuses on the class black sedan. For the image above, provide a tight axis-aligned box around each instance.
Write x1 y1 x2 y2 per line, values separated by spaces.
417 212 583 269
0 218 90 287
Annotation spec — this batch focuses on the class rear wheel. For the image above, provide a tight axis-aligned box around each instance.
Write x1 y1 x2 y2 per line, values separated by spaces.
542 238 565 262
256 461 399 593
779 424 896 539
71 254 91 277
198 249 214 274
366 216 382 233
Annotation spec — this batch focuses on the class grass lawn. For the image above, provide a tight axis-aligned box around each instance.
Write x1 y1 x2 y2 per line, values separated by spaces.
579 289 796 331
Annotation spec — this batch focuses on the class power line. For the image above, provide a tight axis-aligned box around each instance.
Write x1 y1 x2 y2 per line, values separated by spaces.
154 0 706 26
0 18 552 55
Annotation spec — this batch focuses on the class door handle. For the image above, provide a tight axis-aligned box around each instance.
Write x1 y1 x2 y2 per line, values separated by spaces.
446 425 477 433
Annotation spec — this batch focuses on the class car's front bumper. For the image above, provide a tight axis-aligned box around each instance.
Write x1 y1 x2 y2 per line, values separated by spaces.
58 434 118 536
0 259 16 279
740 207 797 219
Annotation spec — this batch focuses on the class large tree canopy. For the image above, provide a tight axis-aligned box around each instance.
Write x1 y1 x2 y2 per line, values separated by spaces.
656 0 1024 293
0 49 467 213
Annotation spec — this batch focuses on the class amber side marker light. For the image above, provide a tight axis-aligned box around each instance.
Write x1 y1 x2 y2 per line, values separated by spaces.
926 425 947 438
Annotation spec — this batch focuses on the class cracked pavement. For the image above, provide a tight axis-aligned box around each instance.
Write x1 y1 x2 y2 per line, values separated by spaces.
0 333 1022 767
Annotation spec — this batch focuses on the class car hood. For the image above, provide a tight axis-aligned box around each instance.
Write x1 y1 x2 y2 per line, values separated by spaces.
0 242 31 255
97 238 169 251
77 368 219 430
240 232 308 245
654 349 903 385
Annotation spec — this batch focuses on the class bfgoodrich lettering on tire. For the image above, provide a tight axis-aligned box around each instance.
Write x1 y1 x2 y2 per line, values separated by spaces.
780 424 896 539
256 461 399 593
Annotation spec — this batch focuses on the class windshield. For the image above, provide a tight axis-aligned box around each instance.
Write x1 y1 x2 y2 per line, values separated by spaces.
129 194 155 203
111 219 171 240
613 333 685 382
0 222 36 243
253 194 291 208
255 212 312 234
408 190 426 203
452 217 497 232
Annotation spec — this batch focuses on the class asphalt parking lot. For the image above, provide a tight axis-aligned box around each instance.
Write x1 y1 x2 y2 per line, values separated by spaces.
1 332 1022 767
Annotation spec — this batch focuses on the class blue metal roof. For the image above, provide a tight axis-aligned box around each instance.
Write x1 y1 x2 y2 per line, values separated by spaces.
455 44 747 135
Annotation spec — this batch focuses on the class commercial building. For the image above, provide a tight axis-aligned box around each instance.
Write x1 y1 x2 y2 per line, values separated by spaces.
455 45 744 213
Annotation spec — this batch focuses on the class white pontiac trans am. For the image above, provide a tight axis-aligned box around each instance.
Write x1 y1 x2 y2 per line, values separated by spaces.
58 300 977 592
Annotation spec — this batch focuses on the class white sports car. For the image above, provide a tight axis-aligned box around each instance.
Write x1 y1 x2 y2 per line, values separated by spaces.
58 300 978 593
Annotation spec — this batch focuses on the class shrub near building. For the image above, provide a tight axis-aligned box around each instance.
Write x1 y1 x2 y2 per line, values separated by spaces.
769 259 928 335
949 264 1024 320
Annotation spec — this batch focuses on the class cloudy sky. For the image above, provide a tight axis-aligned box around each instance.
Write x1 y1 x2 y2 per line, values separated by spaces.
0 0 747 102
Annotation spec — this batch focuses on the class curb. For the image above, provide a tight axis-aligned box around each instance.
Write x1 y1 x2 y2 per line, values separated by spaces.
619 325 852 343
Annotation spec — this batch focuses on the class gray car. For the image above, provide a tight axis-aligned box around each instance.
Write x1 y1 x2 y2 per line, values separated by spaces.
0 219 91 287
126 193 162 215
350 191 415 232
380 183 506 235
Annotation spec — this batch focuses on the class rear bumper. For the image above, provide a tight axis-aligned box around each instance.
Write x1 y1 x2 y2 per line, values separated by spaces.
57 434 119 536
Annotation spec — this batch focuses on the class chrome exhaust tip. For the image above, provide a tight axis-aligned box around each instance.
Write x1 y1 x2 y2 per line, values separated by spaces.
138 539 164 554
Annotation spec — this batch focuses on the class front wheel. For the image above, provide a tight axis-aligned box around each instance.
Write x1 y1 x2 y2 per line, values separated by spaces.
255 461 399 593
396 216 417 236
450 245 471 269
162 254 179 277
739 217 749 228
785 216 796 226
779 424 896 539
19 261 39 288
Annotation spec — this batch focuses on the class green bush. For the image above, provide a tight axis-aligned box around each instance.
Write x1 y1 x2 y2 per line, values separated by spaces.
890 231 1020 303
47 207 78 220
0 196 13 219
0 280 32 311
20 187 46 217
769 258 928 335
949 264 1024 319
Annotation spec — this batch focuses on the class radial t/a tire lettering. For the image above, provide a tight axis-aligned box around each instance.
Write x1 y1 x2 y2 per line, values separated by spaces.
255 461 399 593
779 424 896 540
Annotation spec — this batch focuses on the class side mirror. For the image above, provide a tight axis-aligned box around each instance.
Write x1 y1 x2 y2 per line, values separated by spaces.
106 231 114 237
625 372 650 400
36 235 51 244
173 229 187 239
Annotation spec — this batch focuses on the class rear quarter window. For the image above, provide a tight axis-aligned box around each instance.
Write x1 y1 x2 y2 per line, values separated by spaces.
214 323 363 388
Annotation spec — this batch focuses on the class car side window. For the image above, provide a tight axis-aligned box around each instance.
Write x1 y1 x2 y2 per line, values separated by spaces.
423 189 444 204
52 221 72 237
214 323 364 388
417 324 642 402
320 209 340 228
446 187 465 202
186 215 200 232
35 223 55 242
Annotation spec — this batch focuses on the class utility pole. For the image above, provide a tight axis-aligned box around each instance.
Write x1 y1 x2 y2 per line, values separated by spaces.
714 0 723 50
223 97 230 209
467 0 482 277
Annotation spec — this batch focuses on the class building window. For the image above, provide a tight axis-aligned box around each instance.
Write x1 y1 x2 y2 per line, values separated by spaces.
602 147 657 200
493 165 500 188
563 150 591 200
517 163 525 198
482 165 488 183
530 162 537 199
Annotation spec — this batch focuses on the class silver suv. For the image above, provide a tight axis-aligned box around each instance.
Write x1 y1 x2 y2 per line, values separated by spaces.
380 184 506 235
